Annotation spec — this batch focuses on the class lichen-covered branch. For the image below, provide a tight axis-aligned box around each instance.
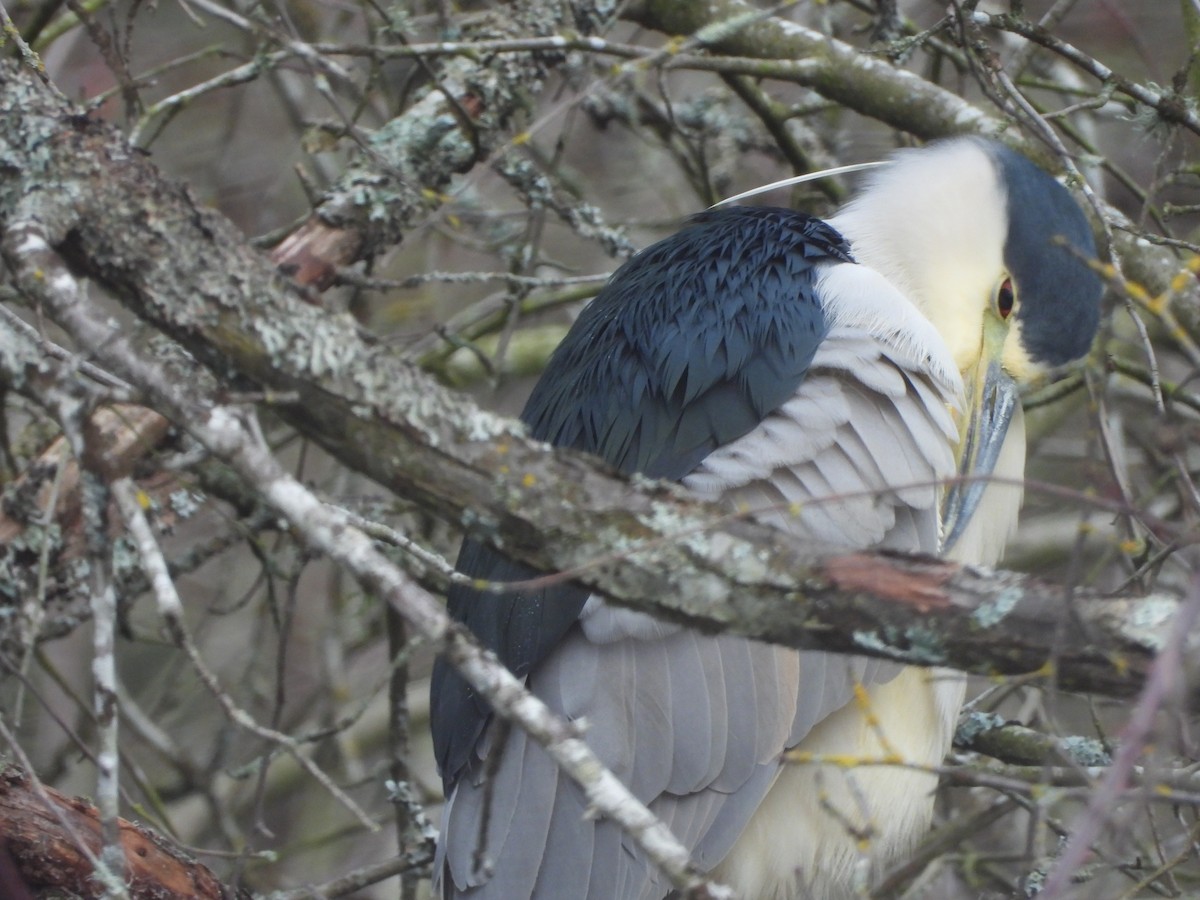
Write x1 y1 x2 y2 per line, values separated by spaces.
624 0 1008 142
0 58 1191 707
270 0 588 289
0 233 725 897
1040 576 1200 898
623 0 1200 345
971 10 1200 137
0 2 1193 895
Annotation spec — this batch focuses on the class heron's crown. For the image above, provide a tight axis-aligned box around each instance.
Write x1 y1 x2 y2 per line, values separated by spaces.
827 137 1102 375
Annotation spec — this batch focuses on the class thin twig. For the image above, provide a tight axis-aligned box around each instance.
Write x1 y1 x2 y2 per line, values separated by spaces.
110 476 380 834
1039 573 1200 897
12 227 729 898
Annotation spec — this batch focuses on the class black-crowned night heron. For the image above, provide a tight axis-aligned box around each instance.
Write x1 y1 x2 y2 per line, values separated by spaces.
430 137 1103 899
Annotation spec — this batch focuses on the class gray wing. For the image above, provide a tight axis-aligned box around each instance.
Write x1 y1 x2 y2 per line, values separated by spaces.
436 323 961 899
686 325 959 552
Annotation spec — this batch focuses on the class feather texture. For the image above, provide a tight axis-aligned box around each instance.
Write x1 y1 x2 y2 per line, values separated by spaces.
433 206 847 788
432 137 1104 899
434 250 967 897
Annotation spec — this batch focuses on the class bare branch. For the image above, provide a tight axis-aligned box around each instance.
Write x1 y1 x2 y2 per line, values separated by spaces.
0 58 1191 705
0 765 250 900
1040 574 1200 897
0 3 1197 893
973 10 1200 137
0 228 727 897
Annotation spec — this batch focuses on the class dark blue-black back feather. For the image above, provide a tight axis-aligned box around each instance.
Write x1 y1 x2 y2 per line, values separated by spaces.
431 206 851 787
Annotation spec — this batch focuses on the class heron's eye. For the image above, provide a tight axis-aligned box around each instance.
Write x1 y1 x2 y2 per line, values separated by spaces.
996 277 1015 320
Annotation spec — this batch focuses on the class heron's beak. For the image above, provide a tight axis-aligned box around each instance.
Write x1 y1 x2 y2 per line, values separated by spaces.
940 320 1019 552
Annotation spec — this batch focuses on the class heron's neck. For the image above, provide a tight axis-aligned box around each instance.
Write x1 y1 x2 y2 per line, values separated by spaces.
825 203 1003 374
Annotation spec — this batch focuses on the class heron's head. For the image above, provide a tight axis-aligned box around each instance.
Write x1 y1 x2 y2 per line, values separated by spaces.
828 137 1104 551
828 137 1102 376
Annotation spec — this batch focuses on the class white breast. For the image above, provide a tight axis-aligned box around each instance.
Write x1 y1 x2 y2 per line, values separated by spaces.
697 262 1023 898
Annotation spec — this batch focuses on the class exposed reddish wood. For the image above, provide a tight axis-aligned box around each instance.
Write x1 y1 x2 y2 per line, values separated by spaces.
0 405 170 545
460 93 485 117
824 552 955 613
0 838 36 900
270 218 363 292
0 766 248 899
81 404 172 480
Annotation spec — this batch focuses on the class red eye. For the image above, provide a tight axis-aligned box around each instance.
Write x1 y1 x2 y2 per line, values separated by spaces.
997 278 1015 319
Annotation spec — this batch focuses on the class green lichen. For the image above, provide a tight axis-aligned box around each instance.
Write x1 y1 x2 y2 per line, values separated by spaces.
0 522 62 601
852 629 893 655
899 624 949 664
110 534 142 583
954 710 1006 743
169 489 201 518
851 625 947 665
1059 735 1112 767
972 586 1021 629
1099 595 1178 654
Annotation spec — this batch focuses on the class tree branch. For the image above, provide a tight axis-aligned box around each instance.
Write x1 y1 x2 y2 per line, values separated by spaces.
0 231 727 897
269 0 586 290
0 765 250 900
0 58 1191 706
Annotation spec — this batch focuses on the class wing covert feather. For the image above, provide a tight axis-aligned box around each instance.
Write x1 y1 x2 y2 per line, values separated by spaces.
685 325 959 549
433 207 846 791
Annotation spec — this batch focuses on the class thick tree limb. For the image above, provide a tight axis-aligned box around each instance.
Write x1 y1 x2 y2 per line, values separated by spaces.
0 59 1193 706
0 401 169 644
625 0 1008 142
0 765 251 900
623 0 1200 321
0 243 727 897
